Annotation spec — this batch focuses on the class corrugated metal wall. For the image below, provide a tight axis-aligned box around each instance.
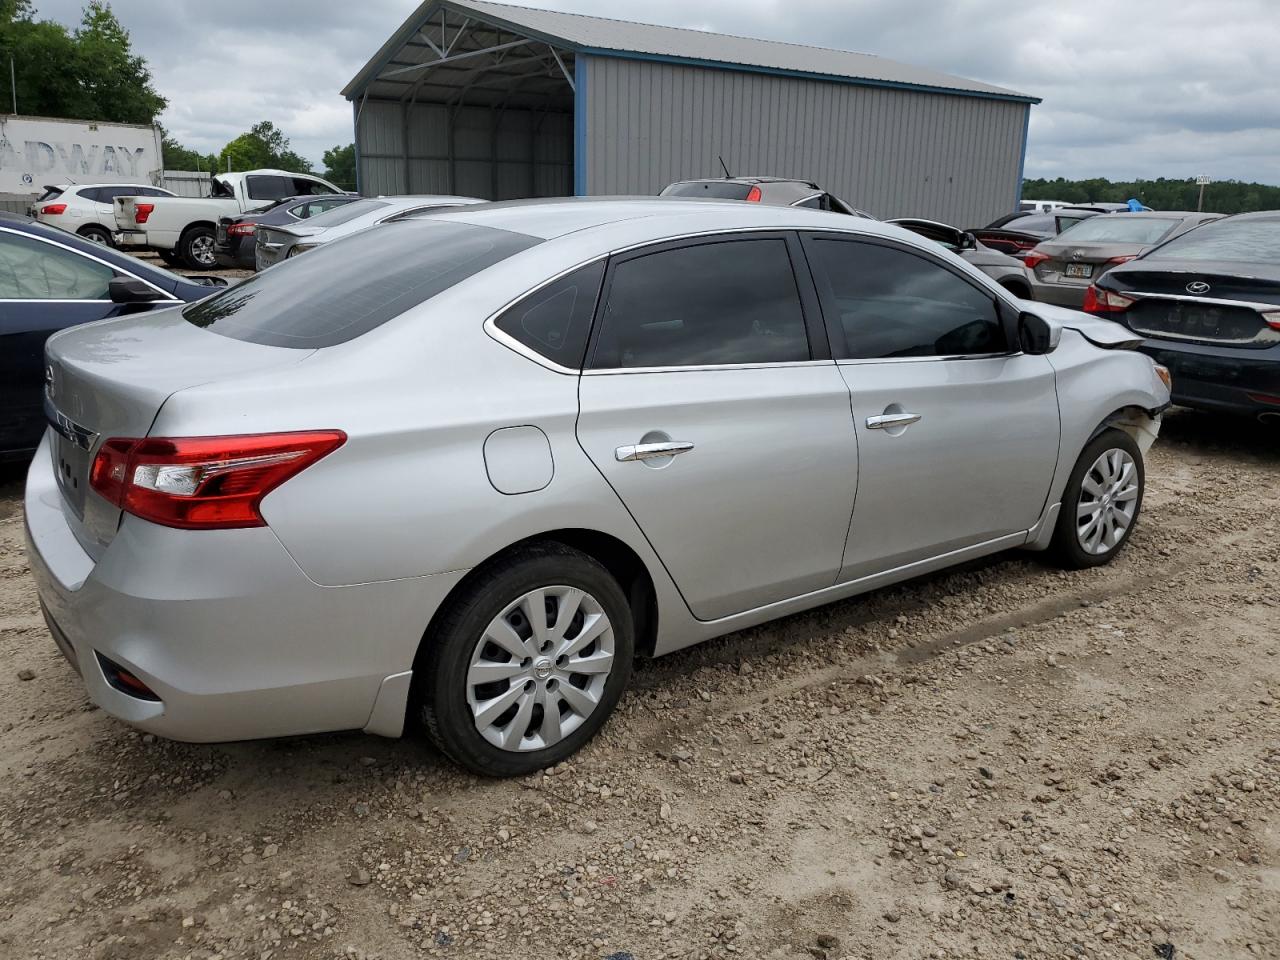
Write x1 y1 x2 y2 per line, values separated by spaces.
356 98 572 199
581 55 1029 227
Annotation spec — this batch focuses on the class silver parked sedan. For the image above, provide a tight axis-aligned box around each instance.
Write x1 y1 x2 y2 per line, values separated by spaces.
254 194 483 269
27 199 1171 777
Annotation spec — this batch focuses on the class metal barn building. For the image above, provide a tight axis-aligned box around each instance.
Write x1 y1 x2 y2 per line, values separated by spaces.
343 0 1039 226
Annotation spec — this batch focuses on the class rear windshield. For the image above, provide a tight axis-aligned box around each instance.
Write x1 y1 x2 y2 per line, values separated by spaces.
36 186 65 202
1146 217 1280 263
1055 216 1178 245
303 197 389 228
660 181 754 200
183 219 541 348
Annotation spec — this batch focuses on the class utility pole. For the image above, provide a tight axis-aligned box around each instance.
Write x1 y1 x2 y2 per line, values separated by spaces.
8 53 15 115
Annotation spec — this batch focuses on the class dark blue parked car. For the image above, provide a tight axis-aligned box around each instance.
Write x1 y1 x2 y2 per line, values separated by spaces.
0 213 227 459
215 193 358 270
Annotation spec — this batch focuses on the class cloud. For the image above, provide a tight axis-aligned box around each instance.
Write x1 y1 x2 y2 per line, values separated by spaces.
27 0 1280 184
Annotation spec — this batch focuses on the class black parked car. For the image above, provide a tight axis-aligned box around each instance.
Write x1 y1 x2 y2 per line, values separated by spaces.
215 193 358 269
0 213 226 459
1086 211 1280 422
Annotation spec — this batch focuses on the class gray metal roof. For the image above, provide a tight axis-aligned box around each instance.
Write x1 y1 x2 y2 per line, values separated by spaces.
345 0 1039 104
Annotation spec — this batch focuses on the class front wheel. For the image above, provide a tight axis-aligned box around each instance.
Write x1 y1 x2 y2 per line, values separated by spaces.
414 543 634 777
1050 428 1145 568
178 225 217 270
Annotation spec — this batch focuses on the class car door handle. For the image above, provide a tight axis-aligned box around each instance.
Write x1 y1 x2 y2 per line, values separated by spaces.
615 441 695 462
865 412 922 430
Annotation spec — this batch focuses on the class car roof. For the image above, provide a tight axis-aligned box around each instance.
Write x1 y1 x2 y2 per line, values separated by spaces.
58 183 173 191
669 175 819 187
417 196 914 243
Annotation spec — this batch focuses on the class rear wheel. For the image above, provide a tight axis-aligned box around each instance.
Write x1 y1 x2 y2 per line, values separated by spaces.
158 249 182 266
78 225 113 246
414 543 634 777
1050 428 1144 568
178 225 217 270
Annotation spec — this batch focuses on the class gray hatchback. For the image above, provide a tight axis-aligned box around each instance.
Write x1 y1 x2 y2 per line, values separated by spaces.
1025 211 1221 307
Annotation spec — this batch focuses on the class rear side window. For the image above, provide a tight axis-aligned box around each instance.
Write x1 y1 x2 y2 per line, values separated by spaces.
245 175 294 201
494 261 605 368
183 220 541 348
659 181 754 200
805 238 1006 359
590 238 809 369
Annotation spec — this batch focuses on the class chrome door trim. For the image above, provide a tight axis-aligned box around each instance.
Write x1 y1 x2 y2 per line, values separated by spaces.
584 359 834 376
836 351 1020 366
615 441 694 462
866 412 921 430
0 225 179 301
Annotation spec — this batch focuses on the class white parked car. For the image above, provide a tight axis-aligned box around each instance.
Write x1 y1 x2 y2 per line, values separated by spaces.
1018 199 1070 215
112 169 344 270
29 183 175 246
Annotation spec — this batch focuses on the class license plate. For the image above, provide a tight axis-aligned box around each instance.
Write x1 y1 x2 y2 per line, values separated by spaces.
1065 263 1093 279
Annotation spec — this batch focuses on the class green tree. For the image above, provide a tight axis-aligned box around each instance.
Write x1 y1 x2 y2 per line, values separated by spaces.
322 143 355 190
72 1 165 123
0 1 165 123
159 130 216 172
1023 176 1280 215
219 120 311 173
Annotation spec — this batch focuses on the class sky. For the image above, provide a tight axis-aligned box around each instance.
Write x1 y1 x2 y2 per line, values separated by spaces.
28 0 1280 184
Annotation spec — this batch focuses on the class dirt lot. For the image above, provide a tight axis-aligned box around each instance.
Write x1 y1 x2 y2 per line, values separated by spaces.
0 409 1276 960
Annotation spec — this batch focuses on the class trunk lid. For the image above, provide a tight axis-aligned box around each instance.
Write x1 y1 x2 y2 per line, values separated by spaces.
1031 241 1149 286
44 308 315 558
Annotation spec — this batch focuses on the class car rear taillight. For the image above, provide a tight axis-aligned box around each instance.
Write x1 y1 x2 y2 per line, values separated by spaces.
90 431 346 529
745 185 762 203
40 203 67 215
1022 250 1050 269
133 202 155 224
1106 255 1137 266
1261 310 1280 331
226 222 257 236
1082 285 1135 315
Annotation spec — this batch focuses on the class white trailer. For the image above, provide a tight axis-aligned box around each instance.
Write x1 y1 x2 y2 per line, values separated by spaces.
0 115 163 199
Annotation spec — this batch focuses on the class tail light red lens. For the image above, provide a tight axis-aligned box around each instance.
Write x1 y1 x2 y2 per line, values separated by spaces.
226 222 257 236
1106 255 1138 266
40 203 67 215
1022 250 1050 270
90 431 346 529
745 185 762 203
133 202 155 224
1083 285 1136 315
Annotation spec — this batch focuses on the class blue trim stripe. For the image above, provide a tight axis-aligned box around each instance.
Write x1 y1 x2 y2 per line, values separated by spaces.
1015 103 1030 206
577 48 1040 105
574 56 587 196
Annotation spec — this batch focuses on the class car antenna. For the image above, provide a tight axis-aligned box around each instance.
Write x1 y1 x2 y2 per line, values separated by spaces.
718 155 733 179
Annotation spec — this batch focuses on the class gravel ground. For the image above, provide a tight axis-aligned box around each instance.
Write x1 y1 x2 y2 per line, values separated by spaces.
0 409 1276 960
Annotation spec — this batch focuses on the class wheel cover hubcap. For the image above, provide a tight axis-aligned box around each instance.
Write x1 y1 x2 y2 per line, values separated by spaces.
467 586 615 752
192 236 215 263
1076 448 1139 555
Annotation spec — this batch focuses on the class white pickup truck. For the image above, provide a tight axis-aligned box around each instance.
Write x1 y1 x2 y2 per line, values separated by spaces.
113 169 345 269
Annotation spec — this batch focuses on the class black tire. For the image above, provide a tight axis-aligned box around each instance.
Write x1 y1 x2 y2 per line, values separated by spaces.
1049 428 1144 569
158 249 182 267
78 225 113 247
178 225 217 270
414 543 634 777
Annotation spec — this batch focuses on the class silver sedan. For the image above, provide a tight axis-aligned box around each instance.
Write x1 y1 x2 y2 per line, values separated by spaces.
27 199 1171 776
253 194 483 269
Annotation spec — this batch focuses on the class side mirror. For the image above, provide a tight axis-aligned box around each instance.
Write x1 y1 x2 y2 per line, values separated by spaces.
961 231 978 250
1019 311 1061 355
109 276 165 304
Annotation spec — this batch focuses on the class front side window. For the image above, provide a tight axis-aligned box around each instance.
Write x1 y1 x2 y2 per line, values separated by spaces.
591 237 809 369
0 231 115 299
805 237 1006 360
291 177 337 196
183 219 541 348
495 260 605 368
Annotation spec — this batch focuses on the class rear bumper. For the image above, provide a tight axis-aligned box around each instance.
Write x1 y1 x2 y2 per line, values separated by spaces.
111 230 149 248
1028 276 1090 308
1138 338 1280 416
24 433 466 742
213 242 253 270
